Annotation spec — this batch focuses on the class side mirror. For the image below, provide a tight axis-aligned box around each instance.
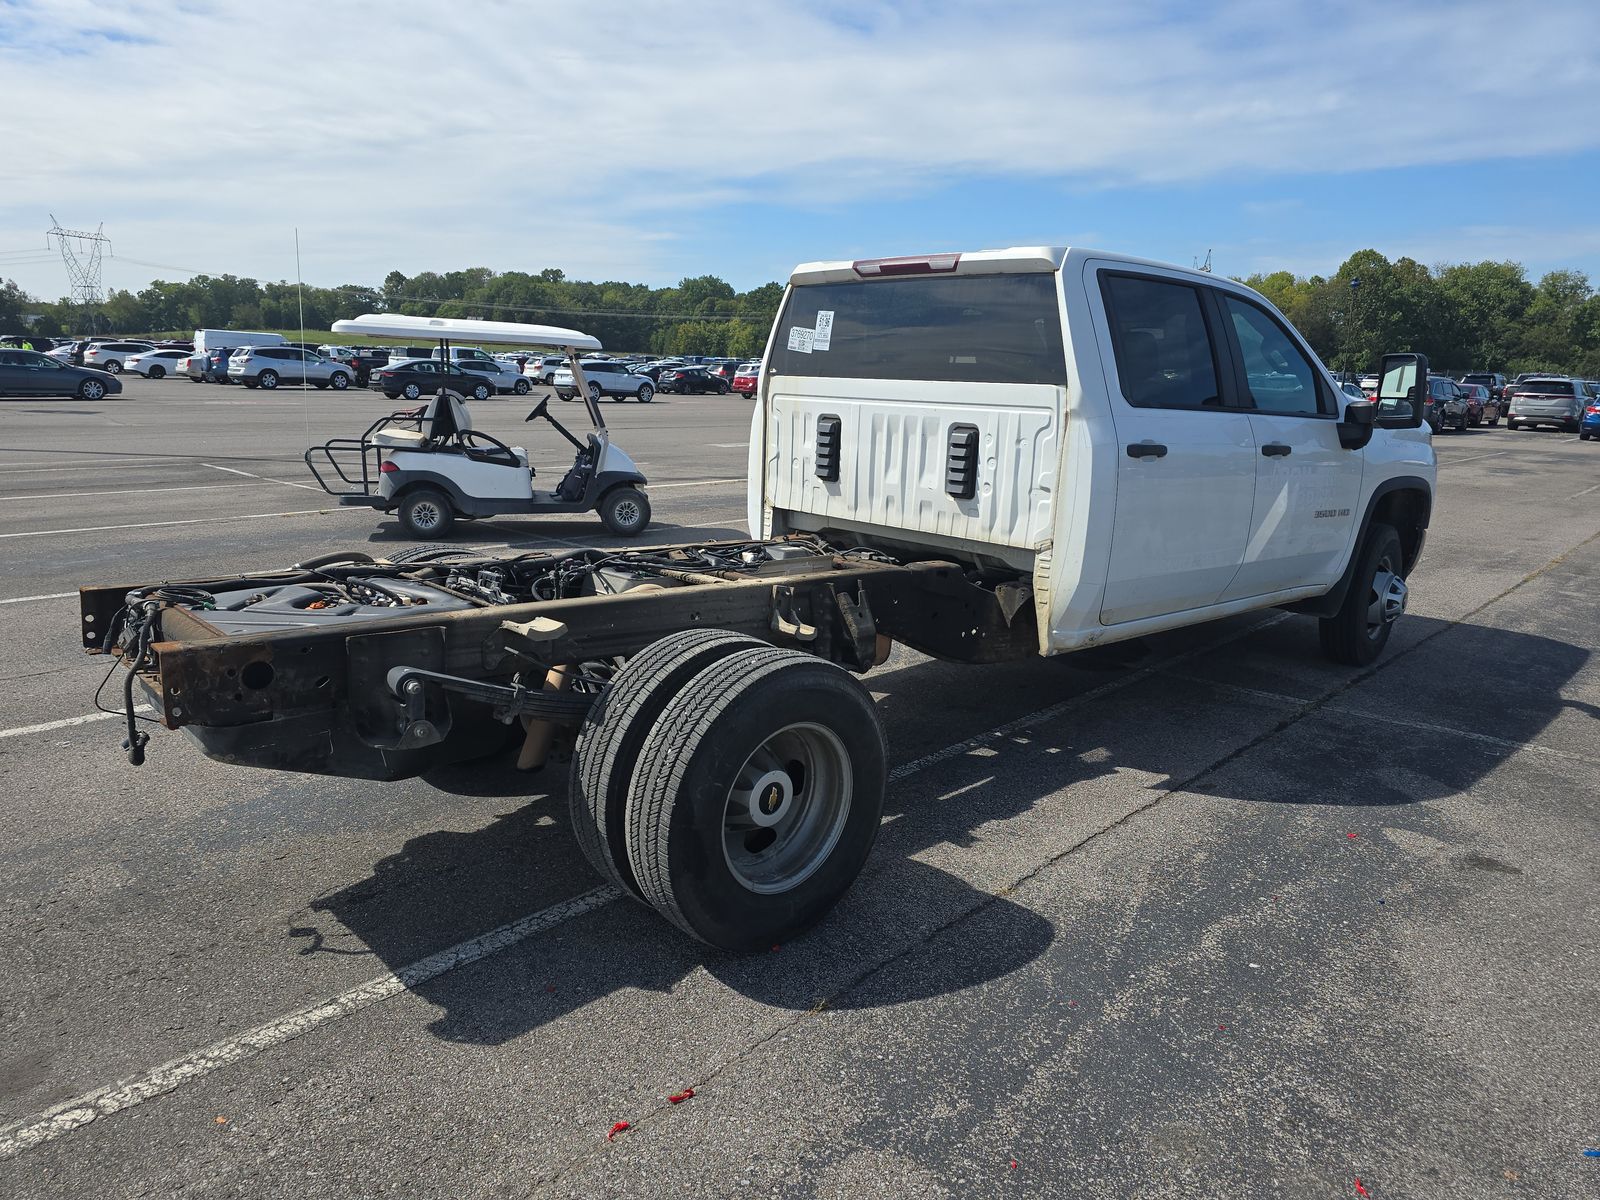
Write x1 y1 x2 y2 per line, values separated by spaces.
1337 399 1376 450
1374 352 1429 429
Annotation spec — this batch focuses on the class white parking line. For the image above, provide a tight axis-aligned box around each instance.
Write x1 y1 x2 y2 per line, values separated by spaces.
0 458 193 474
0 591 76 605
1568 480 1600 500
0 706 152 740
202 462 322 492
0 886 622 1161
0 508 336 539
1444 449 1508 465
647 478 744 490
0 608 1294 1157
0 482 262 502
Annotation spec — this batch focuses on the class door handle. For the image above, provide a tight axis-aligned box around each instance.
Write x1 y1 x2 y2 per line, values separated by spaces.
1126 442 1167 459
1261 443 1292 457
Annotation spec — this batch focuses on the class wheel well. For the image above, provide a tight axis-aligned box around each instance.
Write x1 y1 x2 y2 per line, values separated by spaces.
1371 487 1430 575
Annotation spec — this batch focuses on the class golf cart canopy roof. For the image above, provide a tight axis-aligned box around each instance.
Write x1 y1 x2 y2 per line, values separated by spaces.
330 313 602 351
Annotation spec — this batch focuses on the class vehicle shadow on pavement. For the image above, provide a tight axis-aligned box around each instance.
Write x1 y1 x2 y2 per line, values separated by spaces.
309 614 1588 1046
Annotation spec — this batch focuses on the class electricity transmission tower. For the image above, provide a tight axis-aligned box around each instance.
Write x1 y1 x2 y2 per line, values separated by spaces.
46 215 111 330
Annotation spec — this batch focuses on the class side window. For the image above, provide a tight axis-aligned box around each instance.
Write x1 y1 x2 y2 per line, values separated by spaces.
1101 274 1222 410
1223 297 1324 416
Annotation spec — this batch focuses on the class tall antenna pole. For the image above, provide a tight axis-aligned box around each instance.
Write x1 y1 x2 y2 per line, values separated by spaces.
46 215 111 332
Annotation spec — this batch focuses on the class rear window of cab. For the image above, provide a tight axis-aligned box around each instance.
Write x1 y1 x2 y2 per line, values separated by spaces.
769 273 1066 386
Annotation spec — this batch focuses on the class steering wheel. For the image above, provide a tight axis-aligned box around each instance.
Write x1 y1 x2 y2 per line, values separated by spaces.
458 429 521 465
524 398 549 422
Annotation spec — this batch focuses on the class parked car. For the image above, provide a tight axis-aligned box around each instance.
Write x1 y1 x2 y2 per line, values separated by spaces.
463 356 533 394
732 362 760 397
81 341 156 374
660 365 729 395
0 348 122 400
1338 380 1366 401
1457 382 1498 426
1424 376 1468 432
372 359 499 402
553 359 655 403
198 347 235 383
524 355 566 384
628 359 684 384
181 353 206 381
227 346 356 391
1506 376 1585 432
1460 372 1507 402
123 348 194 379
1579 391 1600 441
706 362 741 385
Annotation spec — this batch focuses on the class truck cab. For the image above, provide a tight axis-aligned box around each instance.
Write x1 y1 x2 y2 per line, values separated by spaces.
751 247 1434 662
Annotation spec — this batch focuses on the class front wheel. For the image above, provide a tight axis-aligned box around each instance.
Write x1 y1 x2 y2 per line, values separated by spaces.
258 370 279 390
148 365 166 379
513 378 531 395
329 372 350 390
598 486 651 536
398 488 455 539
636 383 654 403
470 382 491 402
625 646 887 951
1319 522 1405 667
78 378 107 401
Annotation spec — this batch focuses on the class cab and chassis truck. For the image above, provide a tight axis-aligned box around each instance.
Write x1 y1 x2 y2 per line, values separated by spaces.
81 247 1436 952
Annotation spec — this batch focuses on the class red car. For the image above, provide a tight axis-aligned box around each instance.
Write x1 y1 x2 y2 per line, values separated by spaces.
732 362 759 397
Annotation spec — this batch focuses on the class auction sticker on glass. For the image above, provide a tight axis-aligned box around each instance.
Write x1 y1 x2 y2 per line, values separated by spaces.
812 310 834 351
787 326 814 354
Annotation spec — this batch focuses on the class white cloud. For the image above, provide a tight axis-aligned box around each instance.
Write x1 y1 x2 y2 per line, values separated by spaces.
1 0 1597 297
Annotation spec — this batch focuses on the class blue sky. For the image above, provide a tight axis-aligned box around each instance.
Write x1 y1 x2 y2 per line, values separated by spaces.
2 0 1598 299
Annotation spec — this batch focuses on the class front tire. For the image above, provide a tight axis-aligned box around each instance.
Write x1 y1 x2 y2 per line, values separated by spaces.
1319 522 1406 667
258 370 279 390
598 486 651 536
470 382 491 402
398 488 455 539
329 372 350 390
78 378 107 401
636 383 654 404
625 647 887 951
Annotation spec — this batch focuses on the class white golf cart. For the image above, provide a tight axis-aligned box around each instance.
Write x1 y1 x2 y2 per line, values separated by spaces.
305 314 651 539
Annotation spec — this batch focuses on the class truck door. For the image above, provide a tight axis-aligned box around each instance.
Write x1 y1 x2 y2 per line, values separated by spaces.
1210 292 1364 601
1090 266 1257 624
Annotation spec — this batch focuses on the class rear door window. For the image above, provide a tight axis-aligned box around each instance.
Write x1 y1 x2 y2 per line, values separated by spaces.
769 273 1066 385
1100 273 1224 410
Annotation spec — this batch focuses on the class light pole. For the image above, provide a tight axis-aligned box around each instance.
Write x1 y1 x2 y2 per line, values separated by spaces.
1346 278 1362 378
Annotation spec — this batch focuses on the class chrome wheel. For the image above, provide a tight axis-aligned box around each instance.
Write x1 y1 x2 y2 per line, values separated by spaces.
611 497 641 528
258 370 279 390
1365 555 1407 640
79 379 105 401
722 722 852 895
402 383 421 401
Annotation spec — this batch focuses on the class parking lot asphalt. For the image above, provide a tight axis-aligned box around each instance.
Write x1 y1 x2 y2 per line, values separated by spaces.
1 378 1597 1199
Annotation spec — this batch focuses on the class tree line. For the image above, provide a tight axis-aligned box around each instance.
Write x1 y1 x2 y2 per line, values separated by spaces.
5 249 1599 374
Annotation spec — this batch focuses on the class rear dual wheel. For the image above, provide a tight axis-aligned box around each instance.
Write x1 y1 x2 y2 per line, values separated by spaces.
570 633 887 951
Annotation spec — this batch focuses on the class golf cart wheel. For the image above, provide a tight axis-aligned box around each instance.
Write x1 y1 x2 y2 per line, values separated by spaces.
513 378 531 395
402 382 422 401
588 381 602 404
625 646 887 951
398 488 455 539
258 370 279 390
1319 522 1405 667
636 384 654 403
470 382 491 402
598 487 651 536
148 365 166 379
329 372 350 390
78 378 106 401
571 629 767 899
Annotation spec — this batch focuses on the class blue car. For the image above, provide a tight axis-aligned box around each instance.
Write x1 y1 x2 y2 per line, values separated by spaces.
1580 387 1600 441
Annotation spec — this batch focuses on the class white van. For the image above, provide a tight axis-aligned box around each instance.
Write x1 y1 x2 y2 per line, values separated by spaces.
192 329 287 355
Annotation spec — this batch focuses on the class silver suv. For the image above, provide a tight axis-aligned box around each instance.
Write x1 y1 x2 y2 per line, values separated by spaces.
553 359 655 403
1507 376 1584 432
228 346 355 391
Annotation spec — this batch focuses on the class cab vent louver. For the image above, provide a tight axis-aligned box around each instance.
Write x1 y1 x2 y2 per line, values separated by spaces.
945 424 979 499
815 414 842 481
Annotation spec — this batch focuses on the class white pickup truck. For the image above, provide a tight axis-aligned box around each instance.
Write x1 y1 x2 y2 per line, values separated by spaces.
82 246 1434 952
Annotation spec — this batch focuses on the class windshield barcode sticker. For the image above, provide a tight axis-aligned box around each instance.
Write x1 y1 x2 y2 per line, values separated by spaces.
787 326 814 354
812 310 834 351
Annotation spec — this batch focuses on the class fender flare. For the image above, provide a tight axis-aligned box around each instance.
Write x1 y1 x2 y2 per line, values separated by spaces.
1282 475 1432 618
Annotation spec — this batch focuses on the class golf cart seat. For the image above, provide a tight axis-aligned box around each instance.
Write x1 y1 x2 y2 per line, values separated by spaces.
371 392 472 450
